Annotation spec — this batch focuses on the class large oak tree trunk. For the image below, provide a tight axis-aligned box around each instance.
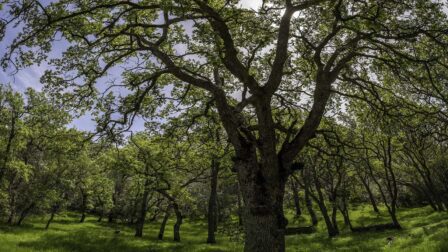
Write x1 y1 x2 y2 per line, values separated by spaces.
235 157 288 252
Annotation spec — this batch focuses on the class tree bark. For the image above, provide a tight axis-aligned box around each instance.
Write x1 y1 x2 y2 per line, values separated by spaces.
303 173 318 226
309 166 338 237
365 137 401 229
290 179 302 217
45 212 55 230
135 179 151 237
158 206 171 240
16 202 35 226
79 188 87 223
108 212 114 223
207 159 219 244
339 193 352 230
237 182 243 226
173 202 183 242
45 204 60 230
331 205 339 234
359 176 379 213
7 209 15 225
235 156 288 252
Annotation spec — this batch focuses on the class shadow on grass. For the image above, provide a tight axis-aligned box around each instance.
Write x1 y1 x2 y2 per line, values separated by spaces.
17 228 150 252
14 220 236 252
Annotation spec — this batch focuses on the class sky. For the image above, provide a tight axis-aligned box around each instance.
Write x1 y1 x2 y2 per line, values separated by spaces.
0 0 262 132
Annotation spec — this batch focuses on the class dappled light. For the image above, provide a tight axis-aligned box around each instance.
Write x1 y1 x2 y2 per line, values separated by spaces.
1 0 448 251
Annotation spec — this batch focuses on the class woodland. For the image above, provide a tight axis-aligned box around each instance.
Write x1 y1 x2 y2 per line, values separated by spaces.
0 0 448 252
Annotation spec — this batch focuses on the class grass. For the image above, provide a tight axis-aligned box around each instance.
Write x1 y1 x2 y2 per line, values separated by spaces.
0 205 447 252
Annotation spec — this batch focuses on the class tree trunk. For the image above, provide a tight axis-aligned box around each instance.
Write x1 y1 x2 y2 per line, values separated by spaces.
46 204 60 230
7 209 15 225
237 182 243 226
235 157 288 252
79 189 87 223
108 212 114 223
207 159 219 244
158 206 171 240
339 194 352 230
389 203 401 229
310 168 338 237
80 213 86 223
331 205 339 234
302 168 317 228
135 180 150 237
291 179 302 217
45 212 55 230
304 179 318 226
16 203 35 226
316 200 338 237
360 177 379 213
173 202 183 242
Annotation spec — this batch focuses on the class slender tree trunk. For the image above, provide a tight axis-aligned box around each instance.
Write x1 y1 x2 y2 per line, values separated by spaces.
331 205 339 234
237 182 243 226
389 203 401 229
79 189 87 223
359 177 379 213
291 179 302 217
339 194 352 230
339 208 352 230
304 179 318 226
310 168 338 237
108 212 114 223
406 182 437 211
7 174 18 225
135 180 150 237
16 203 35 226
158 206 171 240
207 159 219 244
96 196 104 222
316 199 338 237
423 177 445 211
45 212 55 230
173 202 183 242
46 204 60 230
7 209 15 225
0 113 17 181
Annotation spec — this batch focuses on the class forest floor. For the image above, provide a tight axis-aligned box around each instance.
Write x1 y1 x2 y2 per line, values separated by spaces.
0 205 447 252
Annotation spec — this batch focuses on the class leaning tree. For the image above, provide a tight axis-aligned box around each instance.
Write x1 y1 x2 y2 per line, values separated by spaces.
1 0 447 251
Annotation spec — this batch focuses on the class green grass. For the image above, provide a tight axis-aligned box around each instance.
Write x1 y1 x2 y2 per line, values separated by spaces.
0 206 447 252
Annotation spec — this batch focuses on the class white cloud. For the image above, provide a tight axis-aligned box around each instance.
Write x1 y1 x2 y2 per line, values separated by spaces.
239 0 262 10
13 65 46 91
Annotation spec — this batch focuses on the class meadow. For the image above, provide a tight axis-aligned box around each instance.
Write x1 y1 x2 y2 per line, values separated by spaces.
0 205 447 252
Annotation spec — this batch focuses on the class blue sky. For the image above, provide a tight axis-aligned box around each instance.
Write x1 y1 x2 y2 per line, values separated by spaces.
0 0 261 132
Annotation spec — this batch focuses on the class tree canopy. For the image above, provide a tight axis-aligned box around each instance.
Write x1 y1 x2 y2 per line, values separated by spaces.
1 1 448 252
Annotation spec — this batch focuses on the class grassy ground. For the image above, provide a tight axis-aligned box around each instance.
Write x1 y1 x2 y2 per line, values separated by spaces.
0 205 447 252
